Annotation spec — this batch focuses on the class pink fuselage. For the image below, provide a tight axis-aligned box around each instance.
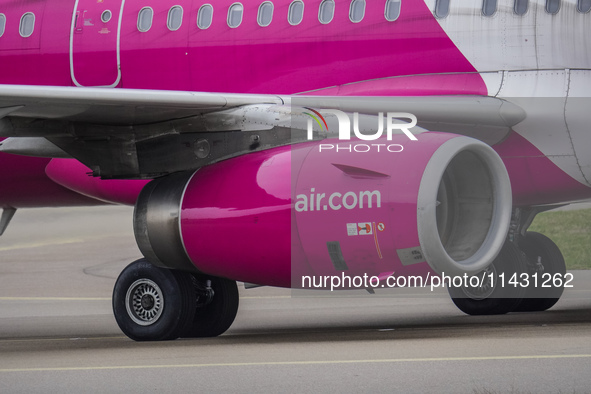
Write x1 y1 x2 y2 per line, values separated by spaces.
0 1 590 244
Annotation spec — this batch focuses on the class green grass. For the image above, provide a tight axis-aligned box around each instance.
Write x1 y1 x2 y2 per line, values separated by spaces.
528 208 591 270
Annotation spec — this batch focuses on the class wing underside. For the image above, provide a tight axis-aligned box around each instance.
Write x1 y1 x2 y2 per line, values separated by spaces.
0 85 526 178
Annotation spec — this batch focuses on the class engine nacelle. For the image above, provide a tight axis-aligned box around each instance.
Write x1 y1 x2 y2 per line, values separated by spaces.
134 133 512 288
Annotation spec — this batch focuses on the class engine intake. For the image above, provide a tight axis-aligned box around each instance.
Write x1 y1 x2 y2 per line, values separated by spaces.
417 137 512 275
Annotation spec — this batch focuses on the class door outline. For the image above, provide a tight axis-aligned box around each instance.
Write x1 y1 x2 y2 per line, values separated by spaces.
69 0 126 87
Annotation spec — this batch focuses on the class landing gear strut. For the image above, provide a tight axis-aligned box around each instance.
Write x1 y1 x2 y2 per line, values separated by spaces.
113 259 239 341
182 274 239 338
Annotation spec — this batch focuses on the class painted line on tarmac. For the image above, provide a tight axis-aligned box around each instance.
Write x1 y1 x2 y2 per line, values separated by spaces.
0 233 132 251
0 297 110 301
0 296 289 301
0 336 127 343
0 239 86 251
1 354 590 373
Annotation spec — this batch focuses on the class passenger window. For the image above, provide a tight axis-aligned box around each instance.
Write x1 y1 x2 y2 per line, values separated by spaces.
20 12 35 37
227 3 243 28
545 0 560 14
197 4 213 29
514 0 528 15
137 7 153 32
0 14 5 38
258 2 274 27
349 0 365 23
482 0 497 16
578 0 591 12
434 0 449 18
318 0 335 24
384 0 401 22
288 0 304 25
167 5 183 31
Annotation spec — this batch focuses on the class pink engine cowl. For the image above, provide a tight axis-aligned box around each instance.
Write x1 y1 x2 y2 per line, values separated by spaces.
134 133 512 288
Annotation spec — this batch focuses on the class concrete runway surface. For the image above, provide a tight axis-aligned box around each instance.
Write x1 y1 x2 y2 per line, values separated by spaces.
0 206 590 393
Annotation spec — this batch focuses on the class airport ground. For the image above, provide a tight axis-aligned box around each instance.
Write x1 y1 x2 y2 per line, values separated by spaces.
0 206 590 393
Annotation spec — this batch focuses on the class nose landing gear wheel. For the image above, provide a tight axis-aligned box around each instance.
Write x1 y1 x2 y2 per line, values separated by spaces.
448 241 527 315
113 259 195 341
513 231 566 312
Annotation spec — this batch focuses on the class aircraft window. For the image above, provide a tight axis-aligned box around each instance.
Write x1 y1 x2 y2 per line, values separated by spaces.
514 0 528 15
319 0 335 24
228 3 243 28
545 0 560 14
19 12 35 38
349 0 365 23
138 7 153 32
578 0 591 12
384 0 401 22
197 4 214 29
167 5 183 31
0 14 5 38
434 0 449 18
288 0 304 25
101 10 112 23
258 2 274 26
482 0 497 16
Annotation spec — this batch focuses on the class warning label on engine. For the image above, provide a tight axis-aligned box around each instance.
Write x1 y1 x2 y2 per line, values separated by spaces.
397 247 426 266
347 222 373 236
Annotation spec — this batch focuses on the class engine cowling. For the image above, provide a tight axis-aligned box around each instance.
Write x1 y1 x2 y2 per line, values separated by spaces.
134 132 512 288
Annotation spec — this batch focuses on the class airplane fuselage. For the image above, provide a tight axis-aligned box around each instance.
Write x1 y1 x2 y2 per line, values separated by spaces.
0 0 587 92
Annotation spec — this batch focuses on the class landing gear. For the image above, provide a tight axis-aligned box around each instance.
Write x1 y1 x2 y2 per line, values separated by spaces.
182 275 239 338
112 259 195 341
514 231 566 312
448 230 567 315
448 241 528 315
113 259 239 341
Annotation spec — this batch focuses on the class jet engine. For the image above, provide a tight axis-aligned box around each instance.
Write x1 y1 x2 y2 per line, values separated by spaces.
134 132 512 288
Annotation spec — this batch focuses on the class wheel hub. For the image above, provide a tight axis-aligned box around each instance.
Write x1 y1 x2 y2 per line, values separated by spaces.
461 265 497 300
141 294 155 310
125 279 164 326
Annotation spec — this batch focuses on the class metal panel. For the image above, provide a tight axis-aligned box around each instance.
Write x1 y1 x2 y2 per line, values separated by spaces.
566 70 591 185
498 69 589 186
431 0 591 72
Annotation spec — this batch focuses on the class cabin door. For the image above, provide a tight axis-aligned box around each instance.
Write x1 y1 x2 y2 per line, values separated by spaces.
70 0 125 87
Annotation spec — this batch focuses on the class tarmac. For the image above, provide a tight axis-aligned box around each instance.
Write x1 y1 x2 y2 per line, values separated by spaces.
0 206 590 393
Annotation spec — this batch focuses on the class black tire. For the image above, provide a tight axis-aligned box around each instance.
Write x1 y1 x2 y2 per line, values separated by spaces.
448 241 527 315
113 259 195 341
513 232 566 312
182 275 239 338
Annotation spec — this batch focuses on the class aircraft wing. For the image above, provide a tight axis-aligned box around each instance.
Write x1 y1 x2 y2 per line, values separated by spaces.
0 85 526 178
0 84 285 124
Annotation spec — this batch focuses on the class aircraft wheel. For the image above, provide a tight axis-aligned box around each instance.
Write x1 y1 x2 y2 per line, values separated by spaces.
448 241 527 315
113 259 195 341
182 274 239 338
513 232 566 312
